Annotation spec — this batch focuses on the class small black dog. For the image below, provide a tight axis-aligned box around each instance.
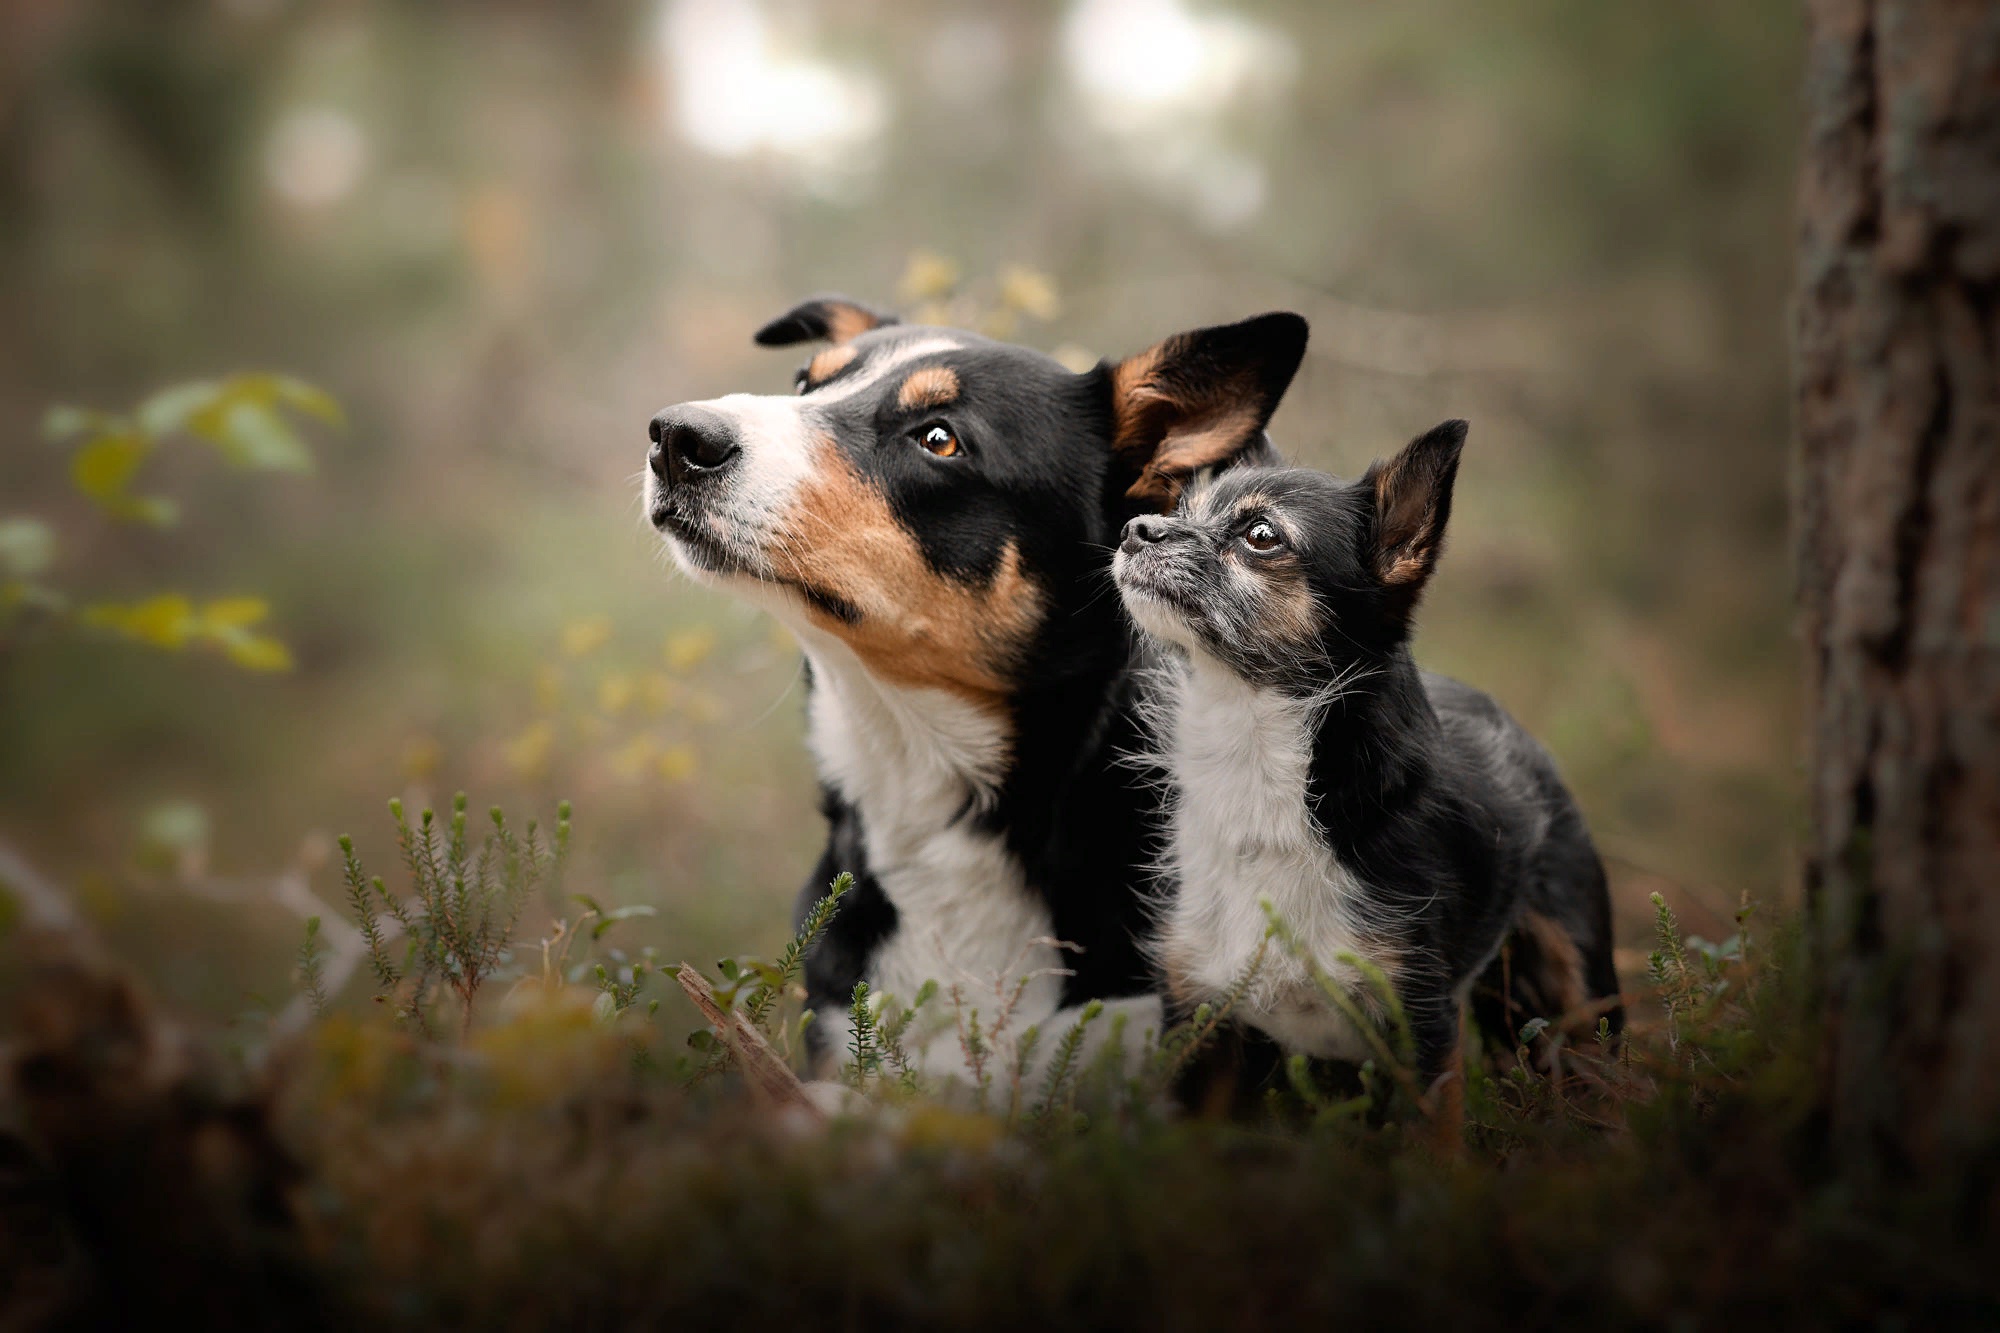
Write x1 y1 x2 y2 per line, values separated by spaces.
1111 421 1622 1094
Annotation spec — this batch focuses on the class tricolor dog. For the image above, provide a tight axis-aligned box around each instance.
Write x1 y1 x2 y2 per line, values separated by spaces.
645 296 1310 1074
1112 423 1624 1095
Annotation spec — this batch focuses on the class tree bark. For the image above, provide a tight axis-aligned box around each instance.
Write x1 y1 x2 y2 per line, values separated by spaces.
1796 0 2000 1171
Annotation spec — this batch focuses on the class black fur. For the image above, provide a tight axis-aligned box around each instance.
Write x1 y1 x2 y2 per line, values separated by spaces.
646 303 1310 1053
1115 427 1623 1086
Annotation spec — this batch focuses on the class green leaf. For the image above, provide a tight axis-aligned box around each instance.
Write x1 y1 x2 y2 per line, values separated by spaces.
42 405 123 441
590 904 659 939
270 375 346 427
0 518 55 578
192 398 314 472
113 495 179 528
136 380 224 436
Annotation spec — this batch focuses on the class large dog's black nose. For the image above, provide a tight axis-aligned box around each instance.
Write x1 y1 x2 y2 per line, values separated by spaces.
1120 515 1178 554
648 407 740 488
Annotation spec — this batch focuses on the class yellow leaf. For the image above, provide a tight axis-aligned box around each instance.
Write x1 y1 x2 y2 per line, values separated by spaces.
505 721 556 781
609 735 657 781
998 265 1061 321
597 672 635 716
534 664 564 714
640 672 680 717
402 735 442 780
1051 343 1099 374
70 432 151 505
222 632 294 672
109 594 196 649
657 744 698 782
663 625 716 672
898 251 961 303
561 616 613 659
977 308 1020 341
201 596 271 629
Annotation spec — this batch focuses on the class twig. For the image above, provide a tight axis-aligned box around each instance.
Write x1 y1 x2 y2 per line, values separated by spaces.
674 963 825 1120
0 835 84 933
175 866 401 1040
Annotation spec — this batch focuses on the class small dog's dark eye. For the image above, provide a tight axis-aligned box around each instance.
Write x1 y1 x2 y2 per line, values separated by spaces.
1242 521 1283 552
919 424 961 458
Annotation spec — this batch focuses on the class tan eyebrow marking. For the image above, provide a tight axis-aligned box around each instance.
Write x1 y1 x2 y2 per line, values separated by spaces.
805 345 857 386
897 366 960 411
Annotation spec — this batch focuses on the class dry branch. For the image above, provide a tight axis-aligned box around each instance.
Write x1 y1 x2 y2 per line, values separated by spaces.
674 963 824 1120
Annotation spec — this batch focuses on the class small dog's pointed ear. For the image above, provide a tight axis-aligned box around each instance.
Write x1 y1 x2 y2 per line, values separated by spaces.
1104 312 1308 510
753 295 899 348
1363 419 1468 607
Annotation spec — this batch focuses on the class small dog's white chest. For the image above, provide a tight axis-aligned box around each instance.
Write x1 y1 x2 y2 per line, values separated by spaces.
1153 657 1388 1062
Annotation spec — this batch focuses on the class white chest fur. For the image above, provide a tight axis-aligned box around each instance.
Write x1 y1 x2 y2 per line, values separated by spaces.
1152 655 1386 1061
800 634 1065 1073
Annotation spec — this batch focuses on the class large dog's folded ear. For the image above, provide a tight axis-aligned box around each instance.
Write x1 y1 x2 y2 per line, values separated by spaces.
753 295 899 347
1363 418 1468 614
1105 312 1308 509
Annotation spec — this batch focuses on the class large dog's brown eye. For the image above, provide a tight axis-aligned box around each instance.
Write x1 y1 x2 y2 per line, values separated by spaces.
1242 520 1283 552
919 423 961 458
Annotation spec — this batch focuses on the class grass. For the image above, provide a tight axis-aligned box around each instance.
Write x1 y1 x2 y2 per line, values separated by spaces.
4 798 1996 1330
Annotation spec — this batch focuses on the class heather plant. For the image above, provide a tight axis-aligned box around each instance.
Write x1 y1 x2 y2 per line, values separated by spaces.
339 792 571 1037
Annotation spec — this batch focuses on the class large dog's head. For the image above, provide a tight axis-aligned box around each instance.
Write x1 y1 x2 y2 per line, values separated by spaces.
645 295 1307 706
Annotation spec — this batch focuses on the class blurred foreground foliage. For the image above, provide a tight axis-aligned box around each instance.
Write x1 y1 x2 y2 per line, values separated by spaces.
3 800 1993 1330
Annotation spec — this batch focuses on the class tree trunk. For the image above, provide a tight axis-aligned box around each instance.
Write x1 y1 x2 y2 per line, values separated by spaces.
1796 0 2000 1171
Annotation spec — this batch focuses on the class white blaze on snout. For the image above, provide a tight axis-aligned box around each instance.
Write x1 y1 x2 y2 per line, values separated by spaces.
657 336 966 589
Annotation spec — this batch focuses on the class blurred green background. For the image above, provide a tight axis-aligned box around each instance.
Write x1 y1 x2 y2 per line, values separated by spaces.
0 0 1801 1023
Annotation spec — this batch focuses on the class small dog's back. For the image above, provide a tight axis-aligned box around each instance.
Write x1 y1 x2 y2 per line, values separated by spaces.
1427 673 1622 1041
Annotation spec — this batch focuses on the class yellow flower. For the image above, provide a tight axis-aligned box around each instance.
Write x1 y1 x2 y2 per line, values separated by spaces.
663 625 716 672
609 735 657 782
560 615 613 659
999 265 1060 321
402 735 442 780
533 664 564 714
597 672 635 716
898 251 962 303
657 744 698 782
640 672 680 716
505 720 555 781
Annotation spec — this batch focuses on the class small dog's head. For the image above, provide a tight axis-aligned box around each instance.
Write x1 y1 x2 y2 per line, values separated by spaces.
1111 420 1468 691
645 295 1307 706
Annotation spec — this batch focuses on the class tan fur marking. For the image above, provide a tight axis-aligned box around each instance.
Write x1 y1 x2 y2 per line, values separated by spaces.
1126 405 1260 508
1260 569 1323 646
1519 911 1589 1021
823 303 884 344
805 345 856 385
1111 336 1266 509
773 441 1043 703
1373 456 1440 585
896 365 960 411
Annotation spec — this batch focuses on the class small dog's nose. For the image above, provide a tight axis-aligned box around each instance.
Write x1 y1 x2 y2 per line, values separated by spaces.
1121 515 1172 554
648 408 740 487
